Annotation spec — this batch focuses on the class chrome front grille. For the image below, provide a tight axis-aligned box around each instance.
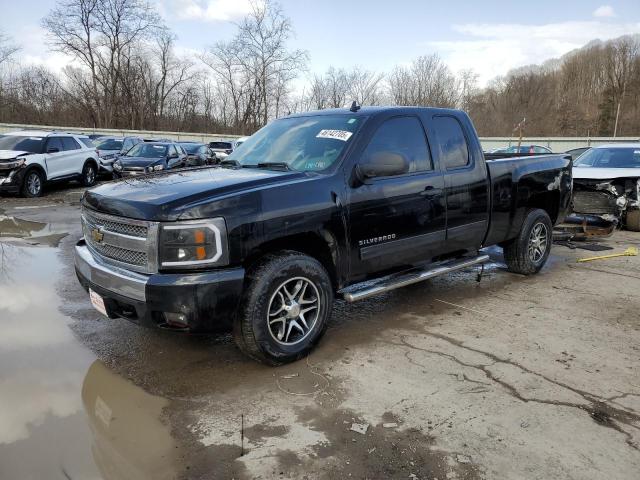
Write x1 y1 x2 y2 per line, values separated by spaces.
88 242 148 267
82 209 148 238
81 207 159 274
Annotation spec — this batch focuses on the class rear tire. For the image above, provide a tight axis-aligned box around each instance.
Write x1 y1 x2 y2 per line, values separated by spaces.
234 251 333 366
21 169 43 198
625 209 640 232
503 209 552 275
81 161 97 187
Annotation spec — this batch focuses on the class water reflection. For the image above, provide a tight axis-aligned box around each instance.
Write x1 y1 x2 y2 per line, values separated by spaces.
0 246 100 479
82 361 178 480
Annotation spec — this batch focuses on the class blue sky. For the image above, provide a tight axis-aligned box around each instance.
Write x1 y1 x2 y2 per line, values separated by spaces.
1 0 639 86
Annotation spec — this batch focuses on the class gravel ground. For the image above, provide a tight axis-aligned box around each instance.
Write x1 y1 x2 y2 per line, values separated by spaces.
0 194 638 480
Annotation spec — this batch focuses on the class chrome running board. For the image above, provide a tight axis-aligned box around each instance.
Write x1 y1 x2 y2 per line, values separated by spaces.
340 254 490 302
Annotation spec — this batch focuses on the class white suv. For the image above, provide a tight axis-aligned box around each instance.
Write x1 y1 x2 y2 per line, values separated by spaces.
0 131 99 197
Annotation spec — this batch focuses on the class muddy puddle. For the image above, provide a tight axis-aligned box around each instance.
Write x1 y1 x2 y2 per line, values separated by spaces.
0 242 185 480
0 212 69 247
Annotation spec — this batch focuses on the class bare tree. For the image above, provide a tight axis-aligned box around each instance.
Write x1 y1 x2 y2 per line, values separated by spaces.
42 0 162 127
388 54 459 107
201 0 307 131
0 30 19 66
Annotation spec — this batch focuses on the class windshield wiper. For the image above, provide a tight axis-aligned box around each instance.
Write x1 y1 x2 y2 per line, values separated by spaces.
257 162 291 171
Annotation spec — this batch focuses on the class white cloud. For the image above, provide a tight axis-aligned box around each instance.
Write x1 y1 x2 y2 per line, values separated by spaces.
169 0 256 22
429 20 640 86
6 25 77 75
593 5 616 18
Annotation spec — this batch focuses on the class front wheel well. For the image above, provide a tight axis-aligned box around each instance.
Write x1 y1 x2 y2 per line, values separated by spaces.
243 233 338 290
23 164 47 182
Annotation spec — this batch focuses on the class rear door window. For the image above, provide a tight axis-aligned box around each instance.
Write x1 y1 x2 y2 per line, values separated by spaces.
62 137 81 151
79 138 95 148
46 137 64 153
362 116 432 174
433 116 470 169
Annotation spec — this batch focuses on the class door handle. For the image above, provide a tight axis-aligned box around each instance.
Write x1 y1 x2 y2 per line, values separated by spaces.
420 186 441 197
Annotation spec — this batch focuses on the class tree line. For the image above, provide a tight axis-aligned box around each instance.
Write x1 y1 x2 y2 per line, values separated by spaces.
0 0 638 137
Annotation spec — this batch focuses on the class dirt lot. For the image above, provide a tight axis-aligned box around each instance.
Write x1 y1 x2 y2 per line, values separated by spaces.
0 191 639 480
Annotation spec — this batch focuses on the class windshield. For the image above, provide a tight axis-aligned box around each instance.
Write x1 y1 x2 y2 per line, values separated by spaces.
227 115 363 172
125 143 168 158
0 135 44 153
181 143 202 154
574 147 640 168
96 138 123 150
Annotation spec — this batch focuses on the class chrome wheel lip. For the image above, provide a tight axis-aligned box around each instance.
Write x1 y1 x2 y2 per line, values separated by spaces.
27 173 41 195
267 276 320 346
528 222 548 263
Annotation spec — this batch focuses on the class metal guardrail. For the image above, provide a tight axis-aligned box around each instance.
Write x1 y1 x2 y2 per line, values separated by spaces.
0 122 241 143
480 136 639 152
0 123 637 151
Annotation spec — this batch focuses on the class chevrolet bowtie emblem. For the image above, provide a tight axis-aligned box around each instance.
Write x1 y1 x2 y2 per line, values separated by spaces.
91 228 104 243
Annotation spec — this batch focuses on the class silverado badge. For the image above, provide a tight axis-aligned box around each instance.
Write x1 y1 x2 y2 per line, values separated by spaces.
91 228 104 243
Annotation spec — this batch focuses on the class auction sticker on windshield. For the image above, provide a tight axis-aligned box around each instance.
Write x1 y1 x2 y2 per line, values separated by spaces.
89 289 108 317
316 129 353 141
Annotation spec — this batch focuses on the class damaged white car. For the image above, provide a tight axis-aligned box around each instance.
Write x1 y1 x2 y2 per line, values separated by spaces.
567 144 640 233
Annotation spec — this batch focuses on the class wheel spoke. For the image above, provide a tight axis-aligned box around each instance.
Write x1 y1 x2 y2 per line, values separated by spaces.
298 312 308 330
296 282 308 302
269 316 287 326
300 305 317 315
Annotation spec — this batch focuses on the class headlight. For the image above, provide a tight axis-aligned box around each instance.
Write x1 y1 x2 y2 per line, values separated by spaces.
158 218 228 269
152 164 164 171
113 161 122 171
0 158 26 170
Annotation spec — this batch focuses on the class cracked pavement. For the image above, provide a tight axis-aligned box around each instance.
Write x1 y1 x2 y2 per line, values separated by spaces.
0 197 639 479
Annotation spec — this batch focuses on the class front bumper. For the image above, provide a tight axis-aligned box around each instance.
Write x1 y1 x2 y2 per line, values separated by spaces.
74 241 245 332
98 159 115 173
0 167 26 194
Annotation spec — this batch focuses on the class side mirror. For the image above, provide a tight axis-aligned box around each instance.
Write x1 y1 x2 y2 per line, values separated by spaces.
47 147 60 153
356 151 410 180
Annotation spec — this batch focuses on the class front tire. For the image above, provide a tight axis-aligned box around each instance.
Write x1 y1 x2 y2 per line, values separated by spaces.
21 169 44 198
503 209 552 275
234 251 333 365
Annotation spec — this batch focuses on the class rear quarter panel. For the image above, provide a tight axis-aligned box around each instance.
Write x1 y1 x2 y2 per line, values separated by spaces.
484 154 572 246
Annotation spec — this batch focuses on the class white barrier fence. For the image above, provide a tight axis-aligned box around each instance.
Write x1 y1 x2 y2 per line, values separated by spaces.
0 122 637 151
0 123 241 143
480 136 639 152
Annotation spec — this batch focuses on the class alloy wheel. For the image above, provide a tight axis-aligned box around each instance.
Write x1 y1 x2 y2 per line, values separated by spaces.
27 173 41 196
86 165 95 184
528 222 548 263
267 277 320 346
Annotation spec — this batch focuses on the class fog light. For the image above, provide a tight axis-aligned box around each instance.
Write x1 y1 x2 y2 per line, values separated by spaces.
163 312 188 328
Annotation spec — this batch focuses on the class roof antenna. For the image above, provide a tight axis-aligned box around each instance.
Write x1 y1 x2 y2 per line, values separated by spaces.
349 101 361 112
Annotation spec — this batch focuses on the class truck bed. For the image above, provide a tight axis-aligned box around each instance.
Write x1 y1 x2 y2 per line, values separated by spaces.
484 154 573 246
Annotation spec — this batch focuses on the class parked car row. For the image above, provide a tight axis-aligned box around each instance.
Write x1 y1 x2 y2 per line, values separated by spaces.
0 130 247 197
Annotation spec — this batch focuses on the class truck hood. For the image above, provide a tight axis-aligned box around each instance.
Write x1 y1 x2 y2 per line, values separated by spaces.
573 167 640 180
83 166 306 220
0 150 31 160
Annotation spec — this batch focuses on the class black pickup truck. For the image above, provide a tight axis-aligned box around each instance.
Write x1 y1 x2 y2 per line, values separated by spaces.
75 106 572 364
